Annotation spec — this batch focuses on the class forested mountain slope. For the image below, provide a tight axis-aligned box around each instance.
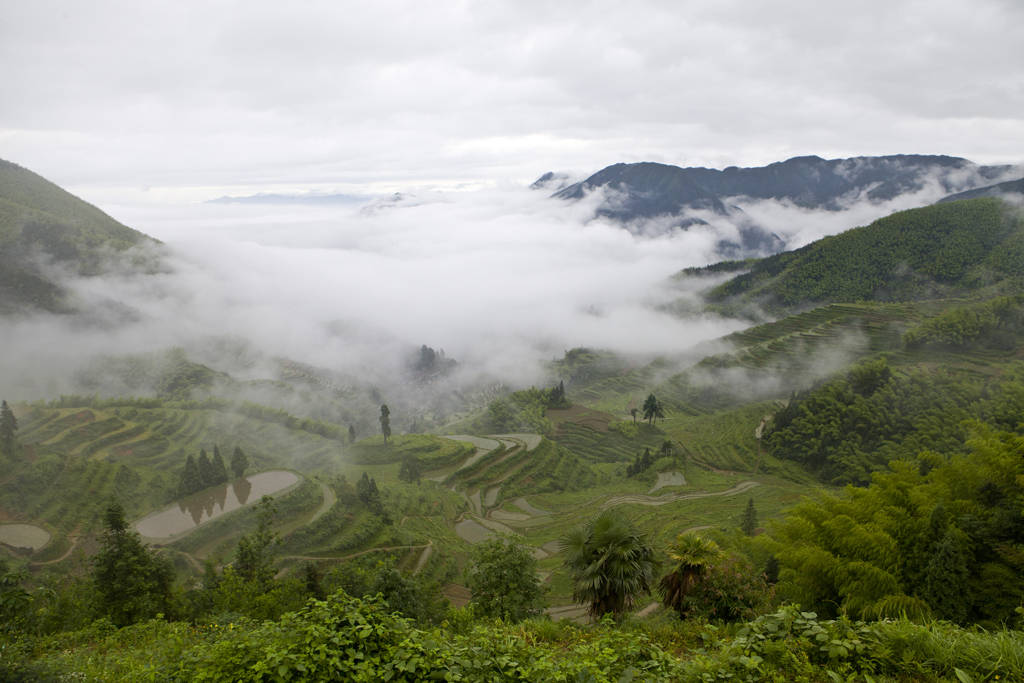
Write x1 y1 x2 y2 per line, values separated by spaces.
0 158 157 313
701 198 1024 315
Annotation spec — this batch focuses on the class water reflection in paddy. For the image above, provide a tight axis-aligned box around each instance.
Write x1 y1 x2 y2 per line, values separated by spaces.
136 470 299 539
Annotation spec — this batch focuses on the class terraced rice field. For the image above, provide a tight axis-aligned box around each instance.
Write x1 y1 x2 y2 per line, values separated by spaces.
136 470 301 540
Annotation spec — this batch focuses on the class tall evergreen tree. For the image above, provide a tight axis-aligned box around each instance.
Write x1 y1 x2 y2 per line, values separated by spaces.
230 446 248 479
923 528 972 623
348 425 356 443
181 454 202 495
0 400 17 457
211 446 229 484
233 496 278 586
197 449 216 487
92 502 174 626
379 404 391 443
741 498 758 536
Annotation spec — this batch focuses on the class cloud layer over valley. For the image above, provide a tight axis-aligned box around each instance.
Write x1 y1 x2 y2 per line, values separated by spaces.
0 186 750 402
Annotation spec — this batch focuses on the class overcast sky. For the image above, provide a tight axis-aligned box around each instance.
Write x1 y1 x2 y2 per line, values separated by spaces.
2 0 1022 204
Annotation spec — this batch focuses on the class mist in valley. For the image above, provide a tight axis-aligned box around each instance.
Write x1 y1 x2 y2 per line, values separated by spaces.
1 164 1011 430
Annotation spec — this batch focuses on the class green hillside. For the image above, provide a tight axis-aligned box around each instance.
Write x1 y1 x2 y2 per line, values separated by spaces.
0 158 158 312
703 198 1024 314
3 184 1024 679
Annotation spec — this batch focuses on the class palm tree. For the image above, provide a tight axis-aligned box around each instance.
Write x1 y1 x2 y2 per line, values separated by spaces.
659 532 723 617
560 510 657 619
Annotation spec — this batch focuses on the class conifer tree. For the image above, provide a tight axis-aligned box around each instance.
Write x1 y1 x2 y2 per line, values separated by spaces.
923 528 972 623
211 446 228 484
379 404 391 443
197 449 216 487
92 501 173 626
0 400 17 457
348 425 356 444
230 446 248 479
741 498 758 536
357 472 383 512
233 496 277 586
640 447 653 470
181 454 202 495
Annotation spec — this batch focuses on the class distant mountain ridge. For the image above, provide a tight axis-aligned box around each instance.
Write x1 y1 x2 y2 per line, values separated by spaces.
938 177 1024 203
0 158 158 313
551 155 1020 256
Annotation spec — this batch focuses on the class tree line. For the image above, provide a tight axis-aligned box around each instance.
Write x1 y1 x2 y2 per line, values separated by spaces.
178 445 248 496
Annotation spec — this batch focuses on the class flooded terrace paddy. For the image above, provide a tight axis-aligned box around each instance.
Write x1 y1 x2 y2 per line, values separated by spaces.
0 523 51 551
136 470 299 540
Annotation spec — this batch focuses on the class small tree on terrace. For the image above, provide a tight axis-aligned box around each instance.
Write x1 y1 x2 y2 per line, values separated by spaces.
398 456 422 484
379 404 391 444
467 538 544 622
0 400 17 457
642 394 664 425
741 498 758 536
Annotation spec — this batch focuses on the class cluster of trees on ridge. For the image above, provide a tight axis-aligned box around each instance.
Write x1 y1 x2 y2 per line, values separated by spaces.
177 445 248 496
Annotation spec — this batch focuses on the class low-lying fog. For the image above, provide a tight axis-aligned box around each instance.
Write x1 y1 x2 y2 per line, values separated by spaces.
0 181 972 407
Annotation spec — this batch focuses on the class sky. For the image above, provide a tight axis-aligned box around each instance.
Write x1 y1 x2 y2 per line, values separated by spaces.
1 0 1023 204
1 0 1022 403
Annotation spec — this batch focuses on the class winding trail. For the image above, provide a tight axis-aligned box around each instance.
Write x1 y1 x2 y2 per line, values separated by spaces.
30 535 79 566
309 481 336 523
600 481 760 510
413 543 433 574
279 543 430 563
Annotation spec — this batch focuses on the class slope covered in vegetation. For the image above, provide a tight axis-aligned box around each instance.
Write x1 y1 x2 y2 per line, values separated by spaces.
0 158 158 312
705 198 1024 314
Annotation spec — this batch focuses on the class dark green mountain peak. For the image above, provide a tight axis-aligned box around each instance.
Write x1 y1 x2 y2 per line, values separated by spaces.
0 158 159 314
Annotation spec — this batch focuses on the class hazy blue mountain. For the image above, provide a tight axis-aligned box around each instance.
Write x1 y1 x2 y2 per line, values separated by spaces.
554 155 1016 256
938 176 1024 203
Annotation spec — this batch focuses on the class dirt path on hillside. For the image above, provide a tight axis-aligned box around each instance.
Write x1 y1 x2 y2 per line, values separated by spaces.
413 543 433 574
600 481 760 509
279 543 431 563
30 535 80 566
310 482 336 523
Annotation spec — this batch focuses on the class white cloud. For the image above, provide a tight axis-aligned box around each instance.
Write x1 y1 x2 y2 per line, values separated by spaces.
0 186 749 399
